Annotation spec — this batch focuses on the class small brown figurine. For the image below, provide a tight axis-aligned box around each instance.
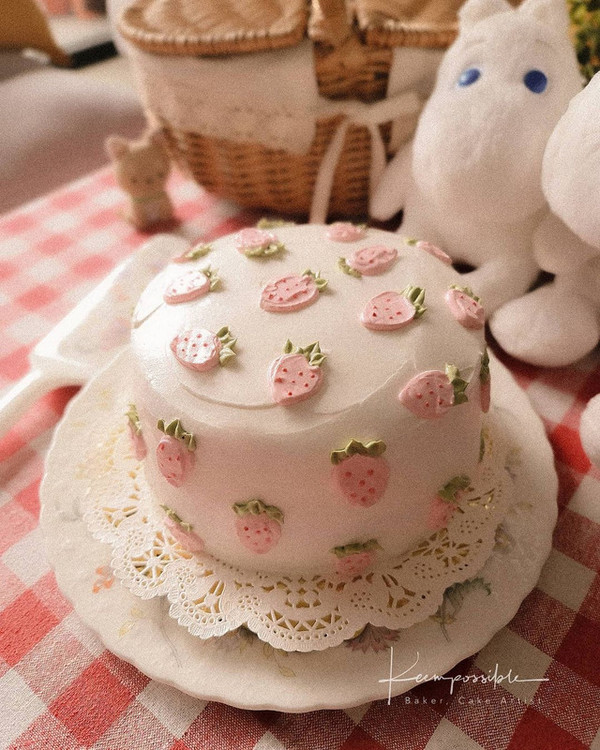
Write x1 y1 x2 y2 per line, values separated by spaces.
106 130 175 230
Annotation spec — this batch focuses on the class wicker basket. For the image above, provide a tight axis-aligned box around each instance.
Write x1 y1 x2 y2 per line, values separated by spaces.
120 0 453 219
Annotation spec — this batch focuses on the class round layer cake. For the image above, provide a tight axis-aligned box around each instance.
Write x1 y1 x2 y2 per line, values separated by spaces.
129 224 490 576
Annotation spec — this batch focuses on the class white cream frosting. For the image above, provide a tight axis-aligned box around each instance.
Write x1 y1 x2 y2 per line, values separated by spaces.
131 225 488 574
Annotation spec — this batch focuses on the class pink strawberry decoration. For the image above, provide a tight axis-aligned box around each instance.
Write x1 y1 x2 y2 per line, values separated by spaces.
126 403 146 460
156 419 196 488
161 504 204 554
260 270 327 313
332 540 382 578
330 439 390 507
326 222 366 242
269 340 326 405
479 349 491 413
445 285 485 329
170 326 236 372
163 266 220 304
428 475 471 530
360 286 426 331
233 498 284 554
399 365 469 419
407 238 452 265
428 496 455 530
339 245 398 277
235 228 285 257
172 242 211 263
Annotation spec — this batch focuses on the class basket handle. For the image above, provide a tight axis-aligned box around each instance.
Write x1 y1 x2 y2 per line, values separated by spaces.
308 0 352 47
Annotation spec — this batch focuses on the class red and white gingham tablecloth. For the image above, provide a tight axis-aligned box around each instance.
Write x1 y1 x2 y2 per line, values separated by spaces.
0 167 599 750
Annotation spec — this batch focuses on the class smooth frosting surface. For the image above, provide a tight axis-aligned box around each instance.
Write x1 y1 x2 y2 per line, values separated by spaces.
134 226 482 421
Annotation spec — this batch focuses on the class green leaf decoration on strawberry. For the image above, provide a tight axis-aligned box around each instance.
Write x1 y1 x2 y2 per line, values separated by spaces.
337 256 362 278
479 430 486 463
202 265 221 291
156 419 196 451
282 340 326 367
160 504 193 532
256 218 296 229
449 284 481 303
173 243 212 263
126 403 142 435
330 439 387 465
402 285 427 318
126 403 147 460
232 498 284 524
445 364 469 405
437 475 472 504
479 348 491 413
302 269 328 292
215 326 237 365
331 539 382 557
480 348 490 384
185 243 211 261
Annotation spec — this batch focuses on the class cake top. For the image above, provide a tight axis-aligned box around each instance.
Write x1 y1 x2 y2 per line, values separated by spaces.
132 224 486 433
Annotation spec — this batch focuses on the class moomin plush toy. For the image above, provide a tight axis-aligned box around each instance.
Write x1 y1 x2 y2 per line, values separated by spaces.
370 0 582 314
106 129 175 231
491 73 600 366
489 72 600 467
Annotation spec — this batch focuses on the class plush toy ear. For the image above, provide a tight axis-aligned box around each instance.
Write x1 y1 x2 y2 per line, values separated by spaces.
105 135 130 161
147 129 167 150
517 0 569 32
458 0 512 29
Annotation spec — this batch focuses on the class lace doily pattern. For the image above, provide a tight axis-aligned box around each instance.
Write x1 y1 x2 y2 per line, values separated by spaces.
83 421 513 652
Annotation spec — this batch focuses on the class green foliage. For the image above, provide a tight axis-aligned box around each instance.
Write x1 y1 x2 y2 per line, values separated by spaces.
570 0 600 81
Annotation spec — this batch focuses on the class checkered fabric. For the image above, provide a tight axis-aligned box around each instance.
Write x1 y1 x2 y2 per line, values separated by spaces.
1 167 599 750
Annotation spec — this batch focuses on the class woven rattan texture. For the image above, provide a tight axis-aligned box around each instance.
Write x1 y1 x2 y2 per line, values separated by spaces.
162 116 391 217
119 0 308 56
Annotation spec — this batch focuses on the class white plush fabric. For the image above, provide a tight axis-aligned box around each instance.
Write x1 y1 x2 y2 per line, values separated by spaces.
490 73 600 367
490 72 600 467
370 0 582 314
581 396 600 469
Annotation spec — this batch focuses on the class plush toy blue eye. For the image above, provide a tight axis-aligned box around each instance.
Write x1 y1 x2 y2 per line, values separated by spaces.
457 68 481 87
524 69 548 93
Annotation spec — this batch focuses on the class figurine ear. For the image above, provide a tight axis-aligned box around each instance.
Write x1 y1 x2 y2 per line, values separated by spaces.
458 0 512 29
147 129 167 150
518 0 570 31
105 135 130 161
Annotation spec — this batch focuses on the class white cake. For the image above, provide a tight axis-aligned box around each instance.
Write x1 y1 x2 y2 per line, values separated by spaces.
129 224 490 577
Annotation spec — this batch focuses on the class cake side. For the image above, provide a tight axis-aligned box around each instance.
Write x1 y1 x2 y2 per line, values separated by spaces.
130 224 488 575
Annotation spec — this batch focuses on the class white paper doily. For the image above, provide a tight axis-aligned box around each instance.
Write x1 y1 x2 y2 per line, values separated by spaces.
41 351 557 710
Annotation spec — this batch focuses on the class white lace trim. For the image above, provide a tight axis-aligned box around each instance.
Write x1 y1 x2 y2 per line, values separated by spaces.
82 421 513 652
